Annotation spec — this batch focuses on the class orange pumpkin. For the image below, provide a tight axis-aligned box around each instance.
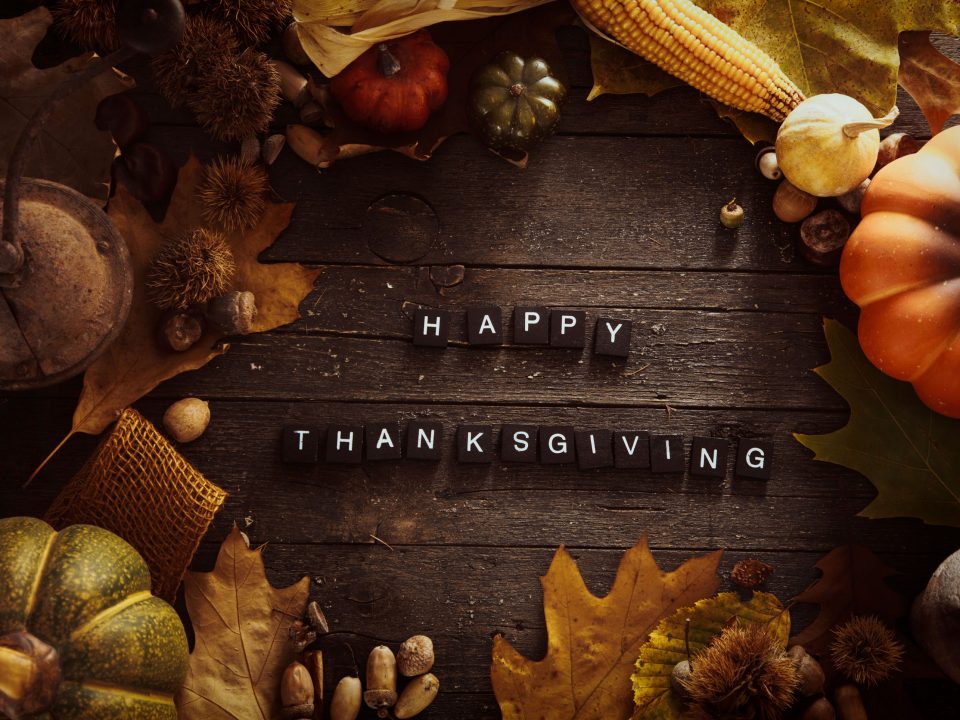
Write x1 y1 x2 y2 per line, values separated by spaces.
840 126 960 417
329 31 449 134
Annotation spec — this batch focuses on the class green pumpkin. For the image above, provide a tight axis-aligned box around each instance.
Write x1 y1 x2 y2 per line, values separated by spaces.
0 517 188 719
468 52 566 153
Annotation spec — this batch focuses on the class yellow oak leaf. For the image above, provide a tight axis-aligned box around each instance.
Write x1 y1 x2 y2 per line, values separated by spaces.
631 591 790 719
491 535 722 720
176 525 310 720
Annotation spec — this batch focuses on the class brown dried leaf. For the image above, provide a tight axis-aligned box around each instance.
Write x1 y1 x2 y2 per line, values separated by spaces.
292 3 573 168
897 31 960 134
176 525 311 719
0 7 133 201
69 156 320 436
491 535 722 720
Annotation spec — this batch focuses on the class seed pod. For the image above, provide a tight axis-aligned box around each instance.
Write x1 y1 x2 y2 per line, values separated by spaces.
801 697 837 720
158 310 205 352
719 198 744 229
837 178 870 216
788 645 825 697
364 645 398 717
834 684 867 720
397 635 434 677
756 146 781 180
206 291 257 335
280 661 314 720
330 676 362 720
800 209 851 266
394 673 440 719
773 179 817 223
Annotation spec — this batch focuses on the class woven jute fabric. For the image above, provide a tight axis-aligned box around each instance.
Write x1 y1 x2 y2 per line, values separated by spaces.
45 408 228 602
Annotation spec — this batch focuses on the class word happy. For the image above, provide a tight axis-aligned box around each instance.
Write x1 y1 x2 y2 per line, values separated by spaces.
281 423 773 480
412 307 632 357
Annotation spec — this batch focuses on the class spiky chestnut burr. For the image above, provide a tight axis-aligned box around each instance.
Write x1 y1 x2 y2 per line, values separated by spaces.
200 156 268 230
829 615 904 686
151 15 240 108
147 228 236 310
206 0 291 45
51 0 120 51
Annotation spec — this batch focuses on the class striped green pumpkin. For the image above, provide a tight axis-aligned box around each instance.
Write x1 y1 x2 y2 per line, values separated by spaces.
0 517 188 719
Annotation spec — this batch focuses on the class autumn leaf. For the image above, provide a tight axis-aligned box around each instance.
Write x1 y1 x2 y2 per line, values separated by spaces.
794 320 960 527
490 535 722 720
176 525 311 720
585 0 960 138
898 31 960 134
66 156 320 438
289 3 574 169
632 591 790 719
0 7 133 201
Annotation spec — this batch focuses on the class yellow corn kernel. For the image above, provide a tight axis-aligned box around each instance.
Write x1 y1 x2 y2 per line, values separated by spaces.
575 0 804 121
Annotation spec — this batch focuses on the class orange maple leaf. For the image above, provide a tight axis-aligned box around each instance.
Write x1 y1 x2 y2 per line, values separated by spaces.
491 535 722 720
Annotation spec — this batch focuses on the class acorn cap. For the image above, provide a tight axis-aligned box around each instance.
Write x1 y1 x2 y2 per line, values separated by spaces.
397 635 435 677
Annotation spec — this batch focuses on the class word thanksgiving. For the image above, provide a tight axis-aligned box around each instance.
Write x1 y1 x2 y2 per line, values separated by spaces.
281 423 773 480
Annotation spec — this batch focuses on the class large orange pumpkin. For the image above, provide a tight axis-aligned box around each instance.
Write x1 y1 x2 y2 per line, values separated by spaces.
840 126 960 418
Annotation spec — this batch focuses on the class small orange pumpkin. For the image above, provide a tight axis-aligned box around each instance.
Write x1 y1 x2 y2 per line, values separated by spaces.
840 126 960 417
329 30 449 134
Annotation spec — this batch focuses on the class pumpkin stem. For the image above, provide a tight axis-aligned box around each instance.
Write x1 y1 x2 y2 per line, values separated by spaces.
0 632 61 718
377 43 401 78
842 106 899 138
509 82 525 97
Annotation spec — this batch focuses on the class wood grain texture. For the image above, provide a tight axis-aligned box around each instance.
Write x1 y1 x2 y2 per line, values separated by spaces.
4 23 960 719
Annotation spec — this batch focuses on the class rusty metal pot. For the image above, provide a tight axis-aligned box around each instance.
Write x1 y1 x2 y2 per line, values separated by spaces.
0 0 183 390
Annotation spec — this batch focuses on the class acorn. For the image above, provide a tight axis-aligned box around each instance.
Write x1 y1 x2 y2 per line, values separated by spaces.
364 645 398 717
394 673 440 719
206 291 258 336
158 310 205 352
280 661 314 720
773 179 817 223
330 676 362 720
788 645 825 697
801 697 837 720
875 132 920 171
719 198 744 229
397 635 434 677
756 146 782 180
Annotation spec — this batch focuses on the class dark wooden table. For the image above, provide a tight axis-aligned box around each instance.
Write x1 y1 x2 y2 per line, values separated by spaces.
4 26 960 718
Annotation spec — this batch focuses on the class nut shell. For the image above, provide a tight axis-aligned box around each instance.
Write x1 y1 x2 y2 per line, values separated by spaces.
162 397 210 443
330 676 362 720
394 673 440 719
397 635 435 677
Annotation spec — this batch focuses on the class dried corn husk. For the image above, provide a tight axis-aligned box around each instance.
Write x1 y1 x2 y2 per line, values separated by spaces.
293 0 553 76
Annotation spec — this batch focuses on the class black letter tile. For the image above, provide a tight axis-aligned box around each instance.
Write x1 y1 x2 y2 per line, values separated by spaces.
501 424 539 463
594 317 632 358
613 430 650 469
467 307 503 346
326 424 363 463
412 309 450 347
650 434 685 473
281 426 320 464
406 420 443 460
540 426 576 464
513 307 549 345
735 439 773 480
550 311 586 348
575 430 613 470
458 425 494 463
690 436 729 478
366 421 402 461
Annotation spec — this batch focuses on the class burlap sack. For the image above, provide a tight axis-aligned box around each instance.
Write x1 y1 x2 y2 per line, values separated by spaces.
45 408 227 602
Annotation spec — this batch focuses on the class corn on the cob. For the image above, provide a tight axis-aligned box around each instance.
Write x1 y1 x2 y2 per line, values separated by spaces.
574 0 805 121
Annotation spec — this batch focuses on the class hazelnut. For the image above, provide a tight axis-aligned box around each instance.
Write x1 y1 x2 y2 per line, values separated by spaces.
163 398 210 443
397 635 435 677
773 179 817 223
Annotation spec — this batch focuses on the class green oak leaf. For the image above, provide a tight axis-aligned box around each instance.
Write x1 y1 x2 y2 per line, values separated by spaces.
795 319 960 528
586 0 960 133
631 591 789 719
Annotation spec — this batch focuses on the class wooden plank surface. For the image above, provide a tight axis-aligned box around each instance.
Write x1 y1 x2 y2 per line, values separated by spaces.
3 22 960 720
